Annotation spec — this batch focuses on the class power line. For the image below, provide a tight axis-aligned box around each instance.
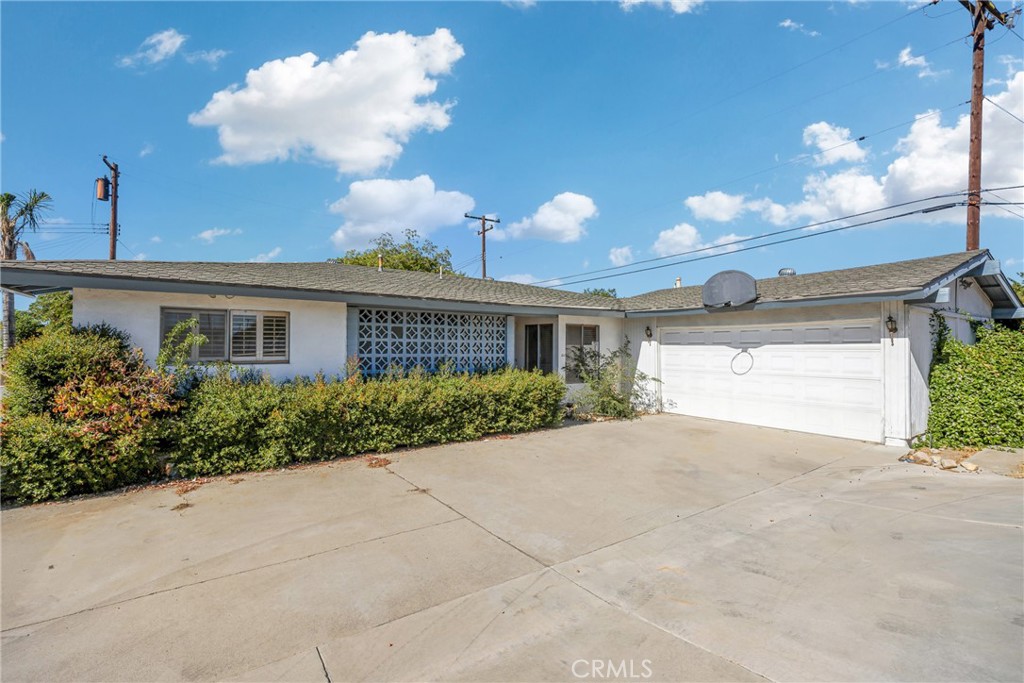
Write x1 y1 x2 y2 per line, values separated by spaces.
702 102 969 195
639 0 937 140
532 190 984 287
552 202 965 290
750 33 969 128
117 239 139 259
984 95 1024 123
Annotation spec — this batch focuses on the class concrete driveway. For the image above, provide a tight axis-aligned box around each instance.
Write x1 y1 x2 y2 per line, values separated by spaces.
2 415 1022 682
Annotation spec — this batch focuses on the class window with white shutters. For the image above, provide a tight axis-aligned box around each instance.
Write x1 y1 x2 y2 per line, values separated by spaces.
262 315 288 359
231 313 258 359
160 308 288 364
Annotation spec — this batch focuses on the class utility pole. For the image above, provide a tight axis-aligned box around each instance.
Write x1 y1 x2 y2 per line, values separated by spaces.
100 155 120 259
465 212 500 279
958 0 1014 250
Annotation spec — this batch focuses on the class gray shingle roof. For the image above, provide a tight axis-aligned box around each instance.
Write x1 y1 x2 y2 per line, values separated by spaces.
0 260 620 311
0 250 993 314
621 250 988 312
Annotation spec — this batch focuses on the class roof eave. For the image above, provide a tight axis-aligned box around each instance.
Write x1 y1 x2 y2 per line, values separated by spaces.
0 268 624 318
623 289 926 318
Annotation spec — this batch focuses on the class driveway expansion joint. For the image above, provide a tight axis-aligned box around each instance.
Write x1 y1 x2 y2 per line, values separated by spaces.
0 515 463 634
315 645 331 683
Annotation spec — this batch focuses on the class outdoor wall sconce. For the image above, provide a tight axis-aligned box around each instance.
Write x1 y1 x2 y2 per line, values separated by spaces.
645 326 653 340
885 315 898 345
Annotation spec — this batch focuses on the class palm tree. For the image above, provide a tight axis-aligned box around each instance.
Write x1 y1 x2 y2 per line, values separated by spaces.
2 190 53 355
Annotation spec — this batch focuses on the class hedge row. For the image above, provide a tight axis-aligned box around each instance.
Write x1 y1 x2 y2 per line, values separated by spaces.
1 326 566 504
172 368 566 478
925 325 1024 448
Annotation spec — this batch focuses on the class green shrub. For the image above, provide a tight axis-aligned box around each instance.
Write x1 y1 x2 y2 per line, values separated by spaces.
1 327 178 505
566 338 658 419
0 413 164 504
171 367 565 477
925 324 1024 448
2 324 131 417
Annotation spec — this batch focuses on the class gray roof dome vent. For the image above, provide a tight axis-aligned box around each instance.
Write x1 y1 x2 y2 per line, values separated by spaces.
778 267 797 277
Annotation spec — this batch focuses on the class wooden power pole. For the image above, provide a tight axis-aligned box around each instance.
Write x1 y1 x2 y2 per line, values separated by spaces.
958 0 1014 251
465 212 500 279
101 155 120 260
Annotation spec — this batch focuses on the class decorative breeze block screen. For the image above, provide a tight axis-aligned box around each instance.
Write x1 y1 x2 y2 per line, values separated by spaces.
356 308 507 375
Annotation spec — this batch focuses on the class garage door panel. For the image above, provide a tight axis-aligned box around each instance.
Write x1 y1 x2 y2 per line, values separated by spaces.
660 321 883 442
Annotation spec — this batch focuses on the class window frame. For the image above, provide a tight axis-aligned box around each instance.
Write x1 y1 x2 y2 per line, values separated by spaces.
160 307 229 362
229 310 290 363
159 307 289 364
564 323 600 384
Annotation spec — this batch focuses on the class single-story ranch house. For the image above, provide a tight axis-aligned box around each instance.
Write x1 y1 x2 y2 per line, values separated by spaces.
2 249 1020 447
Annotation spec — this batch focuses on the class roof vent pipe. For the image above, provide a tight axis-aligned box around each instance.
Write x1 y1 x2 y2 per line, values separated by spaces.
674 277 682 288
778 267 796 277
377 254 383 273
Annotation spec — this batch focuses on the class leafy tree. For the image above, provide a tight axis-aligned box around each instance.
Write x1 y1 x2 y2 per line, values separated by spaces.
583 287 617 298
0 292 73 346
331 229 459 274
1012 272 1024 303
27 291 73 331
2 190 53 355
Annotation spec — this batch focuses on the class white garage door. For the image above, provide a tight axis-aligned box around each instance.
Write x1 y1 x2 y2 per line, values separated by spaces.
659 320 883 442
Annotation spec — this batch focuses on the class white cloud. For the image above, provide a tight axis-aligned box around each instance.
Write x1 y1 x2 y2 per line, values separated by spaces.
132 252 148 261
119 29 187 68
685 71 1023 230
787 168 887 224
150 236 162 244
779 18 820 37
329 175 474 249
877 46 945 79
684 190 791 225
998 54 1024 79
499 273 561 286
498 192 598 242
250 247 282 263
194 227 242 244
609 246 634 267
185 49 228 67
139 143 155 158
502 0 536 7
685 191 748 222
189 29 464 174
652 223 748 257
801 121 867 166
620 0 705 13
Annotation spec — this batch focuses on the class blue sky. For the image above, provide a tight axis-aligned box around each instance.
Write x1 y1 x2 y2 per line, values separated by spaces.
2 0 1022 297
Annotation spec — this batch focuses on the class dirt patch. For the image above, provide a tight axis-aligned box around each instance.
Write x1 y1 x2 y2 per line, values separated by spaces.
366 456 392 469
174 479 208 496
171 501 193 512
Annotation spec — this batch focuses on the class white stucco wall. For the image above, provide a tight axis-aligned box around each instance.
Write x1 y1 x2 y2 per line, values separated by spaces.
72 288 348 380
623 319 660 410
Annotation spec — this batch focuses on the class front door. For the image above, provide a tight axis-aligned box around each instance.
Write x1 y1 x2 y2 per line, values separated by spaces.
524 324 554 373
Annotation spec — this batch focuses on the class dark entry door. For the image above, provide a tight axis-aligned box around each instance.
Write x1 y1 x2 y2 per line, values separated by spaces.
524 324 554 373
